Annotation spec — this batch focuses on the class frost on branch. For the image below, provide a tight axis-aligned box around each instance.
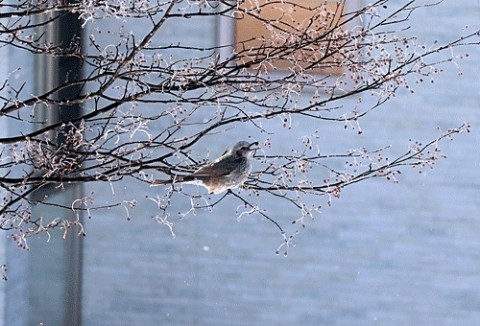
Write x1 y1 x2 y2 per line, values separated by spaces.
0 0 478 250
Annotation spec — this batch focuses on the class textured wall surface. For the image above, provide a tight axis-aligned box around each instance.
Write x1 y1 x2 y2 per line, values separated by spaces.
80 1 480 325
1 15 33 326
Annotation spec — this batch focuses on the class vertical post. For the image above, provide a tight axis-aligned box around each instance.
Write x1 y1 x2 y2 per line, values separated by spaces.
31 2 83 325
53 9 83 324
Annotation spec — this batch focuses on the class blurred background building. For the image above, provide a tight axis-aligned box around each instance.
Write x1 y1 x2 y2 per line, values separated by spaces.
0 1 479 325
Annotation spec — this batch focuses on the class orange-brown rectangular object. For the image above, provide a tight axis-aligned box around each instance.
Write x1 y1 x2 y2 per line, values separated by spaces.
235 0 345 75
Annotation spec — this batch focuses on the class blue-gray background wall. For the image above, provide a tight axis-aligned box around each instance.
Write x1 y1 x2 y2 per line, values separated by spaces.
1 1 479 325
81 1 480 325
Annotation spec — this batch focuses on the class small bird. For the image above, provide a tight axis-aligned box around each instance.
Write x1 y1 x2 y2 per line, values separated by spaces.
151 141 259 194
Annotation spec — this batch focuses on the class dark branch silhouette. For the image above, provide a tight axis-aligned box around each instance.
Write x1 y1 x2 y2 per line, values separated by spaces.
0 0 478 251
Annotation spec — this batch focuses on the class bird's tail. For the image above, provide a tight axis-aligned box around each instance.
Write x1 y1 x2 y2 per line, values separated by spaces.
150 179 170 187
150 175 191 187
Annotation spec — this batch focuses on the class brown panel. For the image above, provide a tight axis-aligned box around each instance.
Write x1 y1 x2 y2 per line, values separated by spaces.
235 0 345 75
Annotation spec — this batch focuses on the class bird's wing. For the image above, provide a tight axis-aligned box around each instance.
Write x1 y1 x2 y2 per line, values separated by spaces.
210 149 230 164
192 161 238 178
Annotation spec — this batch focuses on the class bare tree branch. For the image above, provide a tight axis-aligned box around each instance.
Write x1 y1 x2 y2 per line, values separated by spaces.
0 0 478 248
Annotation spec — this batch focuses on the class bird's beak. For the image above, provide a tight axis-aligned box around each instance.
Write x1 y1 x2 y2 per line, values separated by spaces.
248 141 259 151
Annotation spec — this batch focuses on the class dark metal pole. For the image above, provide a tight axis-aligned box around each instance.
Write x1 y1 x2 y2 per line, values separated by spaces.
55 6 83 325
33 2 83 325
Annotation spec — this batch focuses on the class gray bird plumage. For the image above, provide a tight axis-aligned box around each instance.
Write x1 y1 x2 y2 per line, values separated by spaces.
151 141 258 194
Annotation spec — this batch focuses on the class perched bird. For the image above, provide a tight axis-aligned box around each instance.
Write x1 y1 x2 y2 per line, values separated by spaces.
151 141 259 194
